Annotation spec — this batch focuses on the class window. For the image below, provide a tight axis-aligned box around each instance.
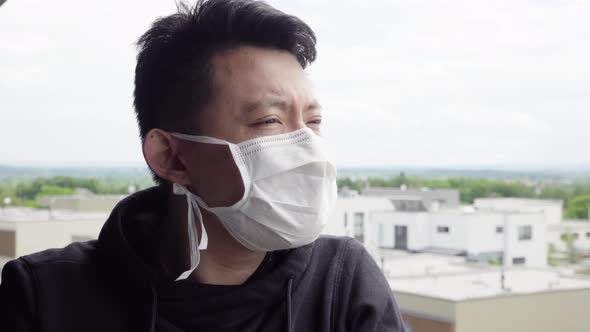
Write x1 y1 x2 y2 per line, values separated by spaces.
586 232 590 239
512 257 526 265
496 226 504 234
378 223 384 244
343 212 348 228
518 225 532 241
437 226 450 233
353 212 364 243
572 233 579 240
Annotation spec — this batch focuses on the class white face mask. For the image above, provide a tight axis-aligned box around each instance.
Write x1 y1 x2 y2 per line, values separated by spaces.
170 128 337 281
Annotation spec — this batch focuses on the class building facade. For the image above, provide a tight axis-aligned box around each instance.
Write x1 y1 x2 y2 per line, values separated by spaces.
391 269 590 332
330 195 549 268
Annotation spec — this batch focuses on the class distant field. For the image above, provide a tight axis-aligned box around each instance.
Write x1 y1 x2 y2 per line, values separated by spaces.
1 164 589 218
2 165 590 182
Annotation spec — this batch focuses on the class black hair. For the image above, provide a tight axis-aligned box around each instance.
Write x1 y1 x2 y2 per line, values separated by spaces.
133 0 317 185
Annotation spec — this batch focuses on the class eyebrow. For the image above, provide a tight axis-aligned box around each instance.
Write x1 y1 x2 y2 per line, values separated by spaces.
245 96 288 113
245 96 322 113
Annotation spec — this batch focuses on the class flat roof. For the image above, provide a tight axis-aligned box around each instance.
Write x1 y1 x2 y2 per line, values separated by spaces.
38 194 125 201
475 197 563 205
374 207 545 218
382 251 479 279
548 220 590 231
0 207 108 223
389 268 590 301
436 208 544 216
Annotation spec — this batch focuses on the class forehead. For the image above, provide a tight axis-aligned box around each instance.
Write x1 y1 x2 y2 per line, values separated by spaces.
210 46 314 102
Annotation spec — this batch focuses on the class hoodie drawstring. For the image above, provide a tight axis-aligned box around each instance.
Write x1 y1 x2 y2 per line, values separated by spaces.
149 284 157 332
286 276 294 332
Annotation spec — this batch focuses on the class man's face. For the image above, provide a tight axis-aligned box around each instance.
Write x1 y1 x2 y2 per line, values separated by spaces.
200 46 321 142
177 46 321 206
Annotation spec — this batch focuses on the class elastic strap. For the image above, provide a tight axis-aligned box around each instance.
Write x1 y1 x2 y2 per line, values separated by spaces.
173 183 209 281
170 132 229 145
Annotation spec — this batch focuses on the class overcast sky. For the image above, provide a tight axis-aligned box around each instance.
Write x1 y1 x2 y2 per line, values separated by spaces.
1 0 589 168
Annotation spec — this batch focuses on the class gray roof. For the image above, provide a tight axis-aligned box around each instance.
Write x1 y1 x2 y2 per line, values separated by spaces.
362 187 461 207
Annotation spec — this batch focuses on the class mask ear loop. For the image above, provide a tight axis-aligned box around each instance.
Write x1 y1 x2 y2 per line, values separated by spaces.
173 183 209 281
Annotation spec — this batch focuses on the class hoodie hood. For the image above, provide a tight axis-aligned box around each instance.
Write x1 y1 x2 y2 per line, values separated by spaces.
96 186 314 330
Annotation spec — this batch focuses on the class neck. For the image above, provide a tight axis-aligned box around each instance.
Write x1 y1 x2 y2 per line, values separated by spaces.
159 193 265 285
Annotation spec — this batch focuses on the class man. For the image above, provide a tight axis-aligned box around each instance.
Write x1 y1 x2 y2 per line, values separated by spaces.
0 0 405 331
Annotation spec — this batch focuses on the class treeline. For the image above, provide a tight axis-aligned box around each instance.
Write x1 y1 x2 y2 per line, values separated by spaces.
0 176 154 207
338 173 590 219
2 174 590 219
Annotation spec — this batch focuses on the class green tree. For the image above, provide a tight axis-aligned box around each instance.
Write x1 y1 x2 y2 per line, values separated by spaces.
565 195 590 219
37 185 75 197
561 228 582 264
488 256 501 266
547 243 558 266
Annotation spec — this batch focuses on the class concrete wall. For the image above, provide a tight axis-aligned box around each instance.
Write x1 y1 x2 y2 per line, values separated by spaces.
547 222 590 252
37 197 79 210
394 286 590 332
392 291 456 323
362 188 461 208
372 212 430 250
371 209 546 267
374 211 503 254
13 220 104 257
326 197 393 237
429 214 471 251
402 313 455 332
465 213 504 255
77 197 122 212
504 213 547 268
37 196 123 212
326 197 394 258
475 198 562 225
0 229 15 257
455 289 590 332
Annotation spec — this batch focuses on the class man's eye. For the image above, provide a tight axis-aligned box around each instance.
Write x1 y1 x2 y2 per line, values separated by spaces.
263 118 279 125
254 118 280 126
307 119 322 125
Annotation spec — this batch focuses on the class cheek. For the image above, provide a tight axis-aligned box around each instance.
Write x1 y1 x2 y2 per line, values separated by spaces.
309 125 321 135
183 143 245 207
202 114 255 144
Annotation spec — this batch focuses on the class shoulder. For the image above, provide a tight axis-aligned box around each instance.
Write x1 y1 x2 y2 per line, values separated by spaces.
0 241 97 328
19 240 99 267
310 236 387 292
313 235 361 255
1 240 100 292
313 235 372 269
0 241 103 315
315 237 406 331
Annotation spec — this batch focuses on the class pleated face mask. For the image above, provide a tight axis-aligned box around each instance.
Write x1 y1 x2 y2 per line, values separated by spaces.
170 127 338 280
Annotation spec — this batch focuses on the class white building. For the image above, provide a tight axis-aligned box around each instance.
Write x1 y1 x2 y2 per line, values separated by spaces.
328 195 590 332
37 188 125 212
328 196 552 268
0 207 106 261
476 198 590 254
326 196 394 259
361 187 461 210
547 219 590 252
374 209 547 268
390 267 590 332
474 198 563 225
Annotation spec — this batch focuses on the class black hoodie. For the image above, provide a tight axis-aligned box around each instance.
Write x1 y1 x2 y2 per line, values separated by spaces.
0 187 405 332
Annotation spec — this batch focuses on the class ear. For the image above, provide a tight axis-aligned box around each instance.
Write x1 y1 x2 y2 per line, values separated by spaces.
142 128 191 185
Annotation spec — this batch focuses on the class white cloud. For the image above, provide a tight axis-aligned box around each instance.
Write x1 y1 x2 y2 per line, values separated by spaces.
1 0 589 167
